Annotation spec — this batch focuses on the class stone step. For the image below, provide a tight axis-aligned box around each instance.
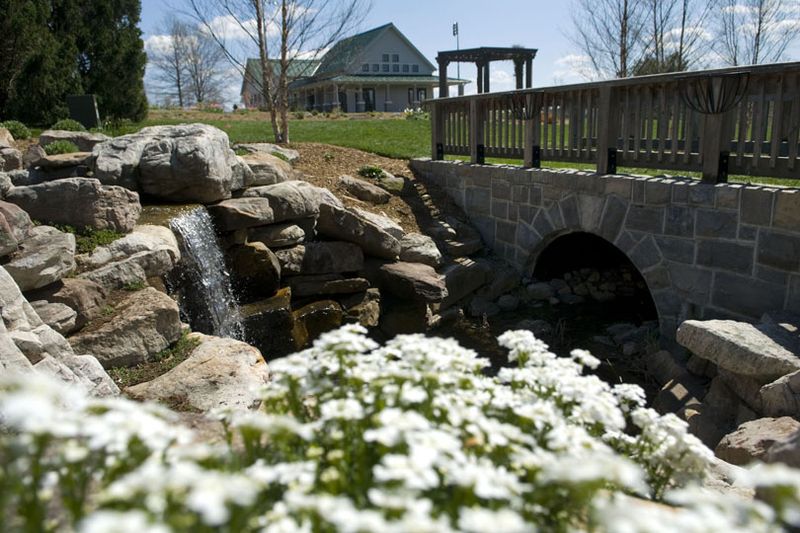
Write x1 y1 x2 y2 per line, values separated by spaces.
444 237 484 258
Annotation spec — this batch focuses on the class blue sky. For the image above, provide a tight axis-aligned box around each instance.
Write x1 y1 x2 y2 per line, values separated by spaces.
140 0 579 103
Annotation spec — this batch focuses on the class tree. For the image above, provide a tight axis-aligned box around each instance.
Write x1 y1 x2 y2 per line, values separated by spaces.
569 0 648 78
636 0 714 74
148 17 191 108
714 0 800 65
185 29 227 105
186 0 371 143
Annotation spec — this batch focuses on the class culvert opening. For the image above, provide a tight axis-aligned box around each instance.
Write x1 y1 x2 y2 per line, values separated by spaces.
532 232 659 323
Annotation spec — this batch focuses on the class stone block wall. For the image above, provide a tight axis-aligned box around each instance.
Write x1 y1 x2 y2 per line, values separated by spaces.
410 159 800 339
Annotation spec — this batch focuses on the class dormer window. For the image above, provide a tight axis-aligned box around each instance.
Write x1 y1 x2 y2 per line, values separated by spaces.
392 54 399 62
382 54 389 62
402 64 409 73
412 65 419 73
362 64 369 72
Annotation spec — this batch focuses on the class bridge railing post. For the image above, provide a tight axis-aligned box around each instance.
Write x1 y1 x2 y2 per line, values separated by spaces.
596 86 620 175
431 101 445 160
523 99 541 168
700 112 729 183
470 98 485 164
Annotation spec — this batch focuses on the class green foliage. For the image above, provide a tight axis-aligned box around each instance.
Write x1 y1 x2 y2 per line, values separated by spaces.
0 120 31 140
270 150 289 162
323 152 335 162
293 111 305 120
51 224 125 254
108 330 200 388
310 109 319 116
122 280 146 292
51 118 86 132
357 164 384 180
43 140 79 156
234 147 250 157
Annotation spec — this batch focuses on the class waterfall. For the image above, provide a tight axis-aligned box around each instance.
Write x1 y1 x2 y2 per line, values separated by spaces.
169 207 244 340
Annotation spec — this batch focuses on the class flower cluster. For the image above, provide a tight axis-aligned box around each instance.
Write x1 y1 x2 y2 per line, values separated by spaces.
1 325 798 531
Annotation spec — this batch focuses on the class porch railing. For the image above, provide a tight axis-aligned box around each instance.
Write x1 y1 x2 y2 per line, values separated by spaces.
428 62 800 182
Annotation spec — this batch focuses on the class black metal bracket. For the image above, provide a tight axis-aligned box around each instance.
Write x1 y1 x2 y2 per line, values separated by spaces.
435 143 444 161
717 151 729 183
476 144 485 165
531 145 541 168
606 148 618 174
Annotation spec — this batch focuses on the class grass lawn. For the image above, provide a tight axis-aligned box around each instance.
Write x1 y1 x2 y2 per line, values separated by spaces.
91 108 798 188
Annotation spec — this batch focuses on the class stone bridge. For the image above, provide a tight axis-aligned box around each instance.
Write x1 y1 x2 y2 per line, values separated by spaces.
410 159 800 339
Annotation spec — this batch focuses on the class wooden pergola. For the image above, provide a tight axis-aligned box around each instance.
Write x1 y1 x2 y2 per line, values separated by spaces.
436 47 538 97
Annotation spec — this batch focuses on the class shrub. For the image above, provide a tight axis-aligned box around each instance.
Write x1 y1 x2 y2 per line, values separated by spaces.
44 140 79 156
0 120 31 140
52 224 125 254
294 111 305 120
51 118 86 132
403 107 429 120
2 326 798 531
357 164 385 180
310 109 319 116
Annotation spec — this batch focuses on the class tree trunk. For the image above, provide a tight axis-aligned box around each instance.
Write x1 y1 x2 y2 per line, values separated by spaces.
254 0 281 143
278 0 290 144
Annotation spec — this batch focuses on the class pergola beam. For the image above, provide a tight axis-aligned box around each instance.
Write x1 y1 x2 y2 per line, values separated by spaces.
436 46 537 95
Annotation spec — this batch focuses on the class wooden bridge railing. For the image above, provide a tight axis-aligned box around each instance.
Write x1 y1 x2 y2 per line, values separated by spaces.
428 62 800 182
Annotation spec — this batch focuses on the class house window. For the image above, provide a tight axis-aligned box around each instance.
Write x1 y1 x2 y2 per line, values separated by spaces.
362 64 369 72
382 64 389 72
392 54 399 62
372 64 379 72
412 65 419 73
408 89 414 104
392 64 400 73
402 64 409 73
382 54 389 62
417 88 427 102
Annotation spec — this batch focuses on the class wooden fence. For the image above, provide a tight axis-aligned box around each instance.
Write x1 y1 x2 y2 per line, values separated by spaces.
428 62 800 182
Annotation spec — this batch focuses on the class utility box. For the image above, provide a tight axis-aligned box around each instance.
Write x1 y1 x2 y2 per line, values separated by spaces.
66 95 101 129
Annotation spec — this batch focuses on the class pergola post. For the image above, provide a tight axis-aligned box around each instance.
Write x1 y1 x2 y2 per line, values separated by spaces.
483 63 491 93
514 59 524 90
525 58 533 88
438 58 449 98
476 62 484 94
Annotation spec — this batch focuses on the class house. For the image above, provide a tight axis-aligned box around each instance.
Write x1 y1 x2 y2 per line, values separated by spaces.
240 58 320 109
241 23 468 112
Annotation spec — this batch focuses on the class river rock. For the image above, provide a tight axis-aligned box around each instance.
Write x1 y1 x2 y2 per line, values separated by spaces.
339 175 391 204
227 242 281 303
127 333 270 412
6 178 141 233
241 288 297 358
374 170 405 194
248 223 305 248
350 207 405 239
0 147 22 171
241 152 294 186
25 278 107 329
68 287 182 368
243 180 341 222
39 129 111 152
399 232 442 267
0 200 33 257
288 274 370 298
234 143 300 164
275 242 364 275
3 227 76 291
340 288 381 327
30 301 78 335
378 261 448 303
715 417 800 465
677 319 800 382
292 300 344 348
93 124 236 203
317 204 401 260
207 197 275 231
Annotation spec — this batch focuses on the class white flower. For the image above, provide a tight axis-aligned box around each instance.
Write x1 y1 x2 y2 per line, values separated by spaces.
458 507 529 533
79 510 170 533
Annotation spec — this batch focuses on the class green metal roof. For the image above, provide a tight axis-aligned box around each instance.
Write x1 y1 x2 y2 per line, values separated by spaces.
313 23 393 78
290 75 467 89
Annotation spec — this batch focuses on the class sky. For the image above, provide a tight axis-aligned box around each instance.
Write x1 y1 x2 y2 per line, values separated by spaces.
139 0 800 106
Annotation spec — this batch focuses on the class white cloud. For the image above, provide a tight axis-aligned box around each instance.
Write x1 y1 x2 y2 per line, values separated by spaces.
144 34 173 56
551 54 597 85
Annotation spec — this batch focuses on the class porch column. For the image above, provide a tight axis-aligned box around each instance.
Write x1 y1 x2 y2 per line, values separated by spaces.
458 83 465 96
438 58 449 97
525 58 533 88
385 84 393 111
412 84 419 107
514 59 524 90
356 85 365 112
332 82 340 112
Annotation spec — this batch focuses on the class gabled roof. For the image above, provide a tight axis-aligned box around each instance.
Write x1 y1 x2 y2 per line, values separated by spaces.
313 23 436 78
241 58 320 95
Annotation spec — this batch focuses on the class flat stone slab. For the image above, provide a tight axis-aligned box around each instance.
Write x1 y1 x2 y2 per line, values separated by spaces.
378 261 448 303
275 242 364 275
288 274 370 298
207 197 274 231
36 152 92 169
677 319 800 382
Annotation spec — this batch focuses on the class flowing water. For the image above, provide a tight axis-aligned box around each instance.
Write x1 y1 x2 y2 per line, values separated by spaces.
169 207 245 340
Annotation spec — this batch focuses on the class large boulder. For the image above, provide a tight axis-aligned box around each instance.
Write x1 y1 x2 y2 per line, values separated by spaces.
78 248 175 291
275 242 364 275
0 200 33 257
339 175 391 204
400 233 442 267
92 124 237 203
241 152 294 186
0 147 22 171
317 204 401 260
6 178 141 233
248 223 305 248
30 300 78 335
38 130 111 152
377 261 448 303
677 320 800 382
292 300 343 348
126 333 270 412
78 224 180 271
715 417 800 465
441 258 491 309
207 198 275 231
760 370 800 417
68 287 182 368
227 242 281 303
230 155 255 191
0 128 14 147
242 180 342 223
241 288 297 358
350 207 405 239
3 227 76 291
25 278 107 328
